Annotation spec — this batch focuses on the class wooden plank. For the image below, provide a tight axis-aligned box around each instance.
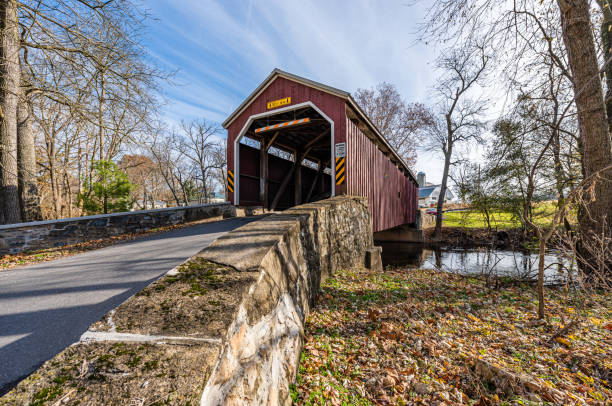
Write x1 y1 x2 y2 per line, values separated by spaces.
270 161 297 211
306 161 324 203
304 128 330 150
266 131 280 150
254 117 310 134
259 134 268 207
295 153 302 206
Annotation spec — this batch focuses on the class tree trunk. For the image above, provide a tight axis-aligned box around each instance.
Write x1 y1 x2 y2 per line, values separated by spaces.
49 157 61 218
552 129 565 207
598 0 612 133
181 182 189 205
98 70 105 161
537 236 546 319
558 0 612 273
434 146 452 238
17 90 42 221
0 168 3 224
0 0 22 224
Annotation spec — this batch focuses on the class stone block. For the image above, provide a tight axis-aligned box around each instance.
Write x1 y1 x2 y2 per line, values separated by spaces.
89 218 108 228
109 216 128 225
374 224 424 243
8 237 25 248
222 206 237 218
365 246 383 272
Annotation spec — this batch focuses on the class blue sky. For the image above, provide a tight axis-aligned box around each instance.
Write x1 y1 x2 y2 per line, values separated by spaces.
142 0 448 183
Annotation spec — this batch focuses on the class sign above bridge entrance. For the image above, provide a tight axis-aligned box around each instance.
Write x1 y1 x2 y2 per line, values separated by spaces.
267 97 291 109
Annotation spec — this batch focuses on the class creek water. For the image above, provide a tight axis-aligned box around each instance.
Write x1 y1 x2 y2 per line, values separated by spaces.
378 242 574 284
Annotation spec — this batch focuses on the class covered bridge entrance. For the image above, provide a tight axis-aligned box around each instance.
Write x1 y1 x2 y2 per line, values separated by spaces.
223 69 418 233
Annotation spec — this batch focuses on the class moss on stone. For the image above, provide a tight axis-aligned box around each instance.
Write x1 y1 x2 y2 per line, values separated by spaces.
90 258 258 338
1 342 221 405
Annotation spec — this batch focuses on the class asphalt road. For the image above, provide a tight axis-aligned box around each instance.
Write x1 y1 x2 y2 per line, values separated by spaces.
0 217 255 394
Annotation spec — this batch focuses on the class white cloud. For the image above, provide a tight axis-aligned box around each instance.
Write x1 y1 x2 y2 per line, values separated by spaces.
146 0 450 180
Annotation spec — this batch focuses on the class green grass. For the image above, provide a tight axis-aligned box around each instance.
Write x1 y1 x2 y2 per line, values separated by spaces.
441 202 559 229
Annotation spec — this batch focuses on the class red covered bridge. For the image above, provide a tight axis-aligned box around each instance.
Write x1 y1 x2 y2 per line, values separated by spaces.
222 69 419 234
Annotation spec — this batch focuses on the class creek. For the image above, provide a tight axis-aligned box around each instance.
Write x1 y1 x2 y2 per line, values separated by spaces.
378 242 574 284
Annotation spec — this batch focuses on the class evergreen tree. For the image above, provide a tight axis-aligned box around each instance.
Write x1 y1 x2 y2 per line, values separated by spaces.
79 161 133 214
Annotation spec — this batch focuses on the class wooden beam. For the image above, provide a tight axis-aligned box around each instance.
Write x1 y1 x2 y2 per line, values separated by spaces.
266 131 280 150
322 159 330 195
269 147 313 210
295 153 302 206
254 117 310 134
304 128 331 150
259 135 268 208
306 161 324 203
270 161 297 211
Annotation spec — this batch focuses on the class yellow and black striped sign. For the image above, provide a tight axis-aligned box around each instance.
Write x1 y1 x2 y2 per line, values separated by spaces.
335 157 345 185
227 170 234 193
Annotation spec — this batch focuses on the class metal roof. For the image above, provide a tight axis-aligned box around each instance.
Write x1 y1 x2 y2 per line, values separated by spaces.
222 69 417 182
418 186 437 198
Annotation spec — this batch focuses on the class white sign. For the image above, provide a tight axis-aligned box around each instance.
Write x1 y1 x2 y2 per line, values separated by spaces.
335 142 346 158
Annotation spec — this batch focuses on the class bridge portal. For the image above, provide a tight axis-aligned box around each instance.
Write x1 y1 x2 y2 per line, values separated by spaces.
222 69 418 233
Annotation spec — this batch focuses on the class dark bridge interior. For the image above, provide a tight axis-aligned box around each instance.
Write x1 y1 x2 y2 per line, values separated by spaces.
238 106 332 209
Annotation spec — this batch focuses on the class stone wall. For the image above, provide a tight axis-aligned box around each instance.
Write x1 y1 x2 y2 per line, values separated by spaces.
199 195 374 404
0 196 375 405
420 209 435 228
0 203 234 256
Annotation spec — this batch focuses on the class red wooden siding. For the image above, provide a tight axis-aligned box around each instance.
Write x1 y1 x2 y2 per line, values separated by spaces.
346 118 417 232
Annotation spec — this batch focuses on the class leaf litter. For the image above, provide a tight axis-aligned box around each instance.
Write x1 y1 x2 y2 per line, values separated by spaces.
293 267 611 405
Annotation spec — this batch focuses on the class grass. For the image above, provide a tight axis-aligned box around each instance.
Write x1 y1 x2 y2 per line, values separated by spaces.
440 202 560 230
294 267 611 405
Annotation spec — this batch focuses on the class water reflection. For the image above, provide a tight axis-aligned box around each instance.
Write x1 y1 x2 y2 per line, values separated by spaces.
379 243 573 284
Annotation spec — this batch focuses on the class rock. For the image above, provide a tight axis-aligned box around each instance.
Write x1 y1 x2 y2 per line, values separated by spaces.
527 393 541 402
472 356 545 397
438 391 450 401
382 374 397 388
415 339 423 353
365 246 382 272
413 382 433 395
452 388 465 403
365 376 378 392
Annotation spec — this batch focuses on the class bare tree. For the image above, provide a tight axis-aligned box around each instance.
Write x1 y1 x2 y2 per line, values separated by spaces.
178 120 225 203
148 133 186 206
210 142 227 200
17 87 42 221
354 82 432 168
118 154 160 209
418 0 612 274
557 0 612 274
0 0 22 223
425 41 489 238
596 0 612 133
2 0 168 221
